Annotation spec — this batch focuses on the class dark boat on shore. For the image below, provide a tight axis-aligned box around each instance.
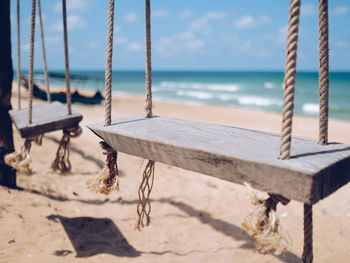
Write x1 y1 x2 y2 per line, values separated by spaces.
21 76 104 105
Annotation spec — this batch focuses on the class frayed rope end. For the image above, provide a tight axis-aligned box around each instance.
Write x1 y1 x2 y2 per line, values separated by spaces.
242 194 291 256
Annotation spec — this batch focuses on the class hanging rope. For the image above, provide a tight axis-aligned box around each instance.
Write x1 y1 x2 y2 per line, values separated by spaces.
87 0 119 193
51 125 82 173
145 0 153 118
302 204 313 263
62 0 72 115
134 0 156 231
28 0 36 125
279 0 301 160
4 135 43 174
105 0 114 126
136 160 155 230
16 0 21 109
37 0 51 102
318 0 329 145
242 193 290 255
87 141 119 194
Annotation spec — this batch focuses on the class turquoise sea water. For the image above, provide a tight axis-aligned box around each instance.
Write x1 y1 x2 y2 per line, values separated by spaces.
30 70 350 121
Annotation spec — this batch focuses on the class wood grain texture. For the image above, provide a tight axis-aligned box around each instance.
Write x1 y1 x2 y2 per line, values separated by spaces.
88 115 350 204
10 102 83 138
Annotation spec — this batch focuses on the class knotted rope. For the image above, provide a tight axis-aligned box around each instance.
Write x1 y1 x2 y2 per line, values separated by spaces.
136 160 155 230
4 135 43 174
87 141 119 194
318 0 329 146
242 193 290 255
16 0 21 109
37 0 51 102
28 0 36 124
279 0 301 160
51 125 82 173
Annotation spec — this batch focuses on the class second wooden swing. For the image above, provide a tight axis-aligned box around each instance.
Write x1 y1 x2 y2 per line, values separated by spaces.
6 0 83 173
87 0 350 262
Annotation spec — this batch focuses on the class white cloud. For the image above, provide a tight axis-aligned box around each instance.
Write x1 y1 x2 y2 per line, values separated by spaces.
335 40 349 48
234 15 269 29
234 16 254 29
50 15 86 32
301 4 316 16
152 10 169 19
331 6 349 16
155 31 205 58
223 34 272 57
126 42 143 51
179 9 193 19
45 36 61 45
189 11 228 35
115 36 128 44
54 0 90 12
205 11 228 20
124 12 138 23
87 42 97 49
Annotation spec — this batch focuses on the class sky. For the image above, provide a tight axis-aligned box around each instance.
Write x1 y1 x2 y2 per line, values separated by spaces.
10 0 350 71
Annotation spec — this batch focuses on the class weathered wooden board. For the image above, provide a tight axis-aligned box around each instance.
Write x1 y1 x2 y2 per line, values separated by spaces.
10 102 83 138
88 115 350 204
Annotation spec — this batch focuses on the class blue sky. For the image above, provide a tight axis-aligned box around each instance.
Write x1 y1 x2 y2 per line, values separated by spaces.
11 0 350 71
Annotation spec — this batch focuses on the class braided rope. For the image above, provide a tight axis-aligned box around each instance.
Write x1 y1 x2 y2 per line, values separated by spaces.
62 0 72 115
145 0 153 118
136 160 155 230
28 0 36 124
302 204 313 263
16 0 21 109
105 0 115 126
279 0 301 160
37 0 51 103
318 0 329 145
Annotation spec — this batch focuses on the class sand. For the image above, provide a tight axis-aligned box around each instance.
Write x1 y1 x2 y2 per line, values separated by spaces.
1 85 350 262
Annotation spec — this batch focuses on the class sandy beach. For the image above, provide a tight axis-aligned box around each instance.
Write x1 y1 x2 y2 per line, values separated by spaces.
1 84 349 263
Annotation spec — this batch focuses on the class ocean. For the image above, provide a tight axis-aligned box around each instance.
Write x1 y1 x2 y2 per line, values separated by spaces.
30 70 350 121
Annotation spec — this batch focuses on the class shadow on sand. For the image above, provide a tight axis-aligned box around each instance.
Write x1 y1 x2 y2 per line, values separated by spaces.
47 215 140 258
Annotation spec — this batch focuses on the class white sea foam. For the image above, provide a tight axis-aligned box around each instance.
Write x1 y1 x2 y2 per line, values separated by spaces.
217 94 237 101
302 103 319 114
176 90 214 100
237 96 282 106
159 81 239 92
264 82 275 89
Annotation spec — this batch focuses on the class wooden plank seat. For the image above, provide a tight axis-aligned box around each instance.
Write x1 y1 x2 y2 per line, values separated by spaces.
88 115 350 204
9 101 83 138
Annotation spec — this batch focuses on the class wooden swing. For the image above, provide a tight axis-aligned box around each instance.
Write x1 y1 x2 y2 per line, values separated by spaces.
6 0 82 173
88 0 349 261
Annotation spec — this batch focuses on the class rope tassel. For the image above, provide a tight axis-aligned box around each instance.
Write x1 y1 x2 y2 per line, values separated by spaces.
4 135 43 174
242 193 290 255
51 125 81 173
87 141 119 195
136 160 155 230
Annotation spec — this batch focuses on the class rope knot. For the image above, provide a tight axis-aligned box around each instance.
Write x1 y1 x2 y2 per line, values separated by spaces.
51 125 82 174
242 193 291 255
4 135 43 174
87 141 119 195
